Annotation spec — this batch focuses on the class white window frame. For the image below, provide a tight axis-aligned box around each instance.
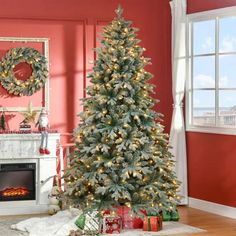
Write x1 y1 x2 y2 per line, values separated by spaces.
186 6 236 135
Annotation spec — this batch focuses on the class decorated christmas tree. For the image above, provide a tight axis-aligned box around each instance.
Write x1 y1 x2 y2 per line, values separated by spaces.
64 6 180 216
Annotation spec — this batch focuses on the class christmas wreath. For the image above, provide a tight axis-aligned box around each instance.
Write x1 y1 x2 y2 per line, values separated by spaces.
0 47 48 96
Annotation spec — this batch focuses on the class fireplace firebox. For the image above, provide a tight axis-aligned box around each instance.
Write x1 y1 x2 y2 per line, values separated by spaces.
0 163 36 201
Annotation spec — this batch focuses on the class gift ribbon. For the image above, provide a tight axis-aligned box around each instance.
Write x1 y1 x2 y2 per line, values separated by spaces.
144 216 162 231
148 216 151 231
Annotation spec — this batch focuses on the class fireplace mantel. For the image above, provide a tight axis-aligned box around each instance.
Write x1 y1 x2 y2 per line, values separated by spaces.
0 133 59 159
0 132 60 215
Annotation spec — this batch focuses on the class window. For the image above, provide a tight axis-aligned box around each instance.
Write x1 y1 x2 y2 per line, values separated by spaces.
186 7 236 135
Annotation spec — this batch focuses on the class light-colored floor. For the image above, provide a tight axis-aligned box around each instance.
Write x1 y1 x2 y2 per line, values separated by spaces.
0 206 236 235
178 206 236 236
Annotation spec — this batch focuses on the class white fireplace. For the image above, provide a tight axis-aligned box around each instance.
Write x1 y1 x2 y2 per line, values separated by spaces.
0 133 60 215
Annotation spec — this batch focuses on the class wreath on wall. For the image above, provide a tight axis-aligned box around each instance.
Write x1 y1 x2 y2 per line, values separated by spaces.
0 47 48 96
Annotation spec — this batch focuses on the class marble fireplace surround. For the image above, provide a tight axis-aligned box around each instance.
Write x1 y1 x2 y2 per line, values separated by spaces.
0 133 60 215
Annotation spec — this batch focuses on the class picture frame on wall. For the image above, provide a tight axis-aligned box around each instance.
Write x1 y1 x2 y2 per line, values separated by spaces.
0 37 49 112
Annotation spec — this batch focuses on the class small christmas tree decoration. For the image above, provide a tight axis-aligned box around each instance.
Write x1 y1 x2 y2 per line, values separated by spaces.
0 112 6 131
64 4 180 219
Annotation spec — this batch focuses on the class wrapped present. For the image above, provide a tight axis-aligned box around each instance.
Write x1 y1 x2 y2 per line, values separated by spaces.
75 211 99 235
162 210 180 221
143 216 162 232
117 206 144 229
100 215 122 234
162 211 171 221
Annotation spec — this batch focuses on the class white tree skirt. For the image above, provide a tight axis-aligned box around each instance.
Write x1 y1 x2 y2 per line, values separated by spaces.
11 209 206 236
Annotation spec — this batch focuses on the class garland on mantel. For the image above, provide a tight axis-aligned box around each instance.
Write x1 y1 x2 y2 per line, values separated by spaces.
0 130 58 134
0 47 48 96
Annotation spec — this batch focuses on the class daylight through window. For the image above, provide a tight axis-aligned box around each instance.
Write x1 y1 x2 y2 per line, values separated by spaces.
186 8 236 134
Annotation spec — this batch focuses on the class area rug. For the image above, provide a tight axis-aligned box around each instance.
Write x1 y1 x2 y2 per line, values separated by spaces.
101 222 206 235
0 209 206 236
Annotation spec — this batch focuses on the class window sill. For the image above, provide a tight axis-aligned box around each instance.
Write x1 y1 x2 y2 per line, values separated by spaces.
186 125 236 136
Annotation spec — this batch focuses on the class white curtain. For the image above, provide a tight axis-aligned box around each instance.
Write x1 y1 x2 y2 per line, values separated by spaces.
169 0 188 205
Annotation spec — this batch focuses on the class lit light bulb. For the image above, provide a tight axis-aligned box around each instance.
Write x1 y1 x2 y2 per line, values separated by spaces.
123 123 129 128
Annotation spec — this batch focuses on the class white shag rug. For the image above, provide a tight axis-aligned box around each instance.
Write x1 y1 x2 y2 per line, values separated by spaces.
10 209 206 236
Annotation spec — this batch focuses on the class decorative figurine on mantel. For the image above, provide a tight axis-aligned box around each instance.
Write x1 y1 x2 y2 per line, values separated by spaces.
0 111 6 131
20 101 37 132
35 107 50 155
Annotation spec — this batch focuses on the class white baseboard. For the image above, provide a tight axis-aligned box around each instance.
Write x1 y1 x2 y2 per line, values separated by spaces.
189 197 236 219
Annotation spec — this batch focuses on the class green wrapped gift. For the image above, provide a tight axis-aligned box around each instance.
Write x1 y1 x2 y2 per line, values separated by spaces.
75 211 99 232
162 209 179 221
75 214 86 229
162 211 171 221
171 211 179 221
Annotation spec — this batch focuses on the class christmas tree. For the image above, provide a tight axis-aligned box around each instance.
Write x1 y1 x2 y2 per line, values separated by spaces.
64 6 180 216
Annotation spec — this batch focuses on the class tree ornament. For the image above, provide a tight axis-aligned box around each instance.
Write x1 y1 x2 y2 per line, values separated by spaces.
0 47 48 96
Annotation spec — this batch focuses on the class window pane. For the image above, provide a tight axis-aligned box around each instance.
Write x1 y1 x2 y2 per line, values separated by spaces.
219 55 236 88
193 20 215 55
193 56 215 89
219 17 236 53
219 90 236 126
193 90 215 125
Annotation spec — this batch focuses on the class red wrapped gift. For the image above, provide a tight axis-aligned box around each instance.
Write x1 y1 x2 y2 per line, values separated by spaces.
143 216 163 232
117 206 145 229
100 215 122 234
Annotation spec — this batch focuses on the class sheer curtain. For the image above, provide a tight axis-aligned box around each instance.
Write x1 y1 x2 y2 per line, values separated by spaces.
169 0 188 205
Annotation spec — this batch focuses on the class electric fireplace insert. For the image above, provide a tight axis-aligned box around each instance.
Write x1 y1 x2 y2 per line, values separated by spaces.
0 163 36 201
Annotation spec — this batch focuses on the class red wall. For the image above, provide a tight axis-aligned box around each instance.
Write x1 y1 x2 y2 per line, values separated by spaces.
187 0 236 208
188 0 236 13
0 0 172 137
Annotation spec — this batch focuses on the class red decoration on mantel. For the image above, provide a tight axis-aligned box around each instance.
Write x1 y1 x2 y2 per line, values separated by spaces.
0 130 58 134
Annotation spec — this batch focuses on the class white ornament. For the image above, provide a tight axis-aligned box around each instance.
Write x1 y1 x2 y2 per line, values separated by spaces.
48 205 60 215
49 196 59 205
